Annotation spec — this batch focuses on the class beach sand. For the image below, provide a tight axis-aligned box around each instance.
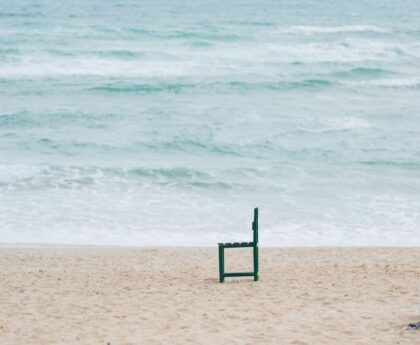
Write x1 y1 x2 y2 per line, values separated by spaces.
0 247 419 344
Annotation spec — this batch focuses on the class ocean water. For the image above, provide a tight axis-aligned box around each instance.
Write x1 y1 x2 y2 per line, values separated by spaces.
1 0 420 246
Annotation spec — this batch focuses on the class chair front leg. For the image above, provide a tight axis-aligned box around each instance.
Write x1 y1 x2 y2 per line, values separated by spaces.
218 245 225 283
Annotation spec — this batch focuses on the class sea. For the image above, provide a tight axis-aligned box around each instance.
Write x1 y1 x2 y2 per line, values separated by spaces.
1 0 420 246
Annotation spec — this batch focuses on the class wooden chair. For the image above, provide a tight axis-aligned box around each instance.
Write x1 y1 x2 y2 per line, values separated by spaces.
218 208 259 283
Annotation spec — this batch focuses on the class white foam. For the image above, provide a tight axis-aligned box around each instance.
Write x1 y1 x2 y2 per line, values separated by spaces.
298 116 370 133
367 77 420 88
345 77 420 89
1 36 418 79
0 164 45 184
1 177 420 247
319 117 370 131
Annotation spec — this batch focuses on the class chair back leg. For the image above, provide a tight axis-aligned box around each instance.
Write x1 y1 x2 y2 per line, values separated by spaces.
253 244 258 281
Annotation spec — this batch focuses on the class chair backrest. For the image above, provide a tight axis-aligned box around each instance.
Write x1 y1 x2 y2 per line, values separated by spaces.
252 207 258 244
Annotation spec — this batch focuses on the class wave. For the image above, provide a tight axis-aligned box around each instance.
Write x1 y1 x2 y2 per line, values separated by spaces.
230 21 274 27
298 116 370 133
0 48 21 55
346 77 420 89
276 25 389 35
359 160 420 169
0 47 148 60
287 79 332 88
332 67 395 79
129 167 209 179
0 164 243 191
368 78 420 89
73 25 389 40
90 83 196 93
90 79 334 94
70 26 245 41
161 31 243 41
138 139 241 156
51 49 145 58
228 79 333 90
190 41 213 47
0 111 118 128
0 12 44 18
1 39 418 79
0 122 242 157
42 49 145 59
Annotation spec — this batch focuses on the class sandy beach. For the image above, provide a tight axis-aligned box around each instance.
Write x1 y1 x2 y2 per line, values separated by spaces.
0 247 419 344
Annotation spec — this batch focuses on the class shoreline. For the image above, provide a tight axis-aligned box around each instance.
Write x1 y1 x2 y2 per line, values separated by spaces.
2 242 420 249
1 247 419 344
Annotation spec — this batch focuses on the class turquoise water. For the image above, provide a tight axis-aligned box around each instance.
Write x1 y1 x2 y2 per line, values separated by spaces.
1 0 420 246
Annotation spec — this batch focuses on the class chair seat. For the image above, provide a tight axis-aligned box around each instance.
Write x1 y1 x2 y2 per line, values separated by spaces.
218 241 254 248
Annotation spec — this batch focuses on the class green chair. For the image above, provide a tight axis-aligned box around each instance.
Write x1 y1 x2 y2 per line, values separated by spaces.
218 208 259 283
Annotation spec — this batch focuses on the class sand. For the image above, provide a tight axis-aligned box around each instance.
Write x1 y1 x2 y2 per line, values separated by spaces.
0 247 419 344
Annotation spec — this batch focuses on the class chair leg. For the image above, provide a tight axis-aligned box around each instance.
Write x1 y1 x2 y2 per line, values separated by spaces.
253 245 258 281
218 246 225 283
